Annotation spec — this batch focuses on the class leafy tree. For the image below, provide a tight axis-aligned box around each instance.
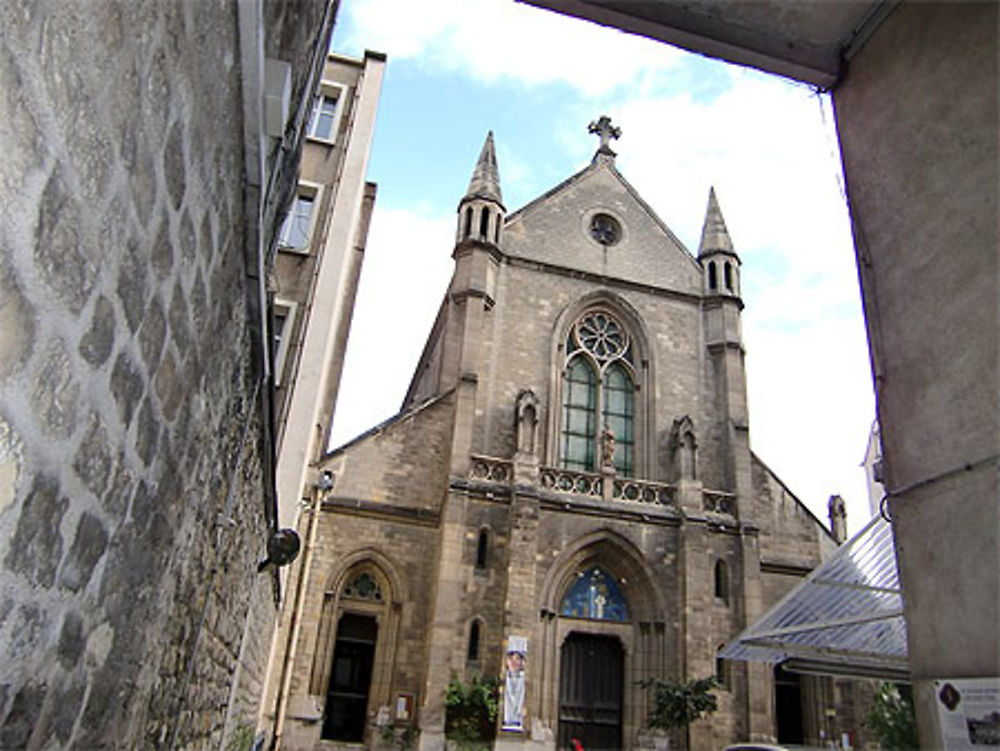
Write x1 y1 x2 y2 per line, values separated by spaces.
444 675 499 750
640 675 718 749
866 682 918 750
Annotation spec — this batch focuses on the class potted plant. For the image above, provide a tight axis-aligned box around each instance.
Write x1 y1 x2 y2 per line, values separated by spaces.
640 675 719 749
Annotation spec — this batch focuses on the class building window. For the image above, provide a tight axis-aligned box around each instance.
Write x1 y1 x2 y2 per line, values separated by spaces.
589 213 621 246
479 206 490 238
559 310 635 475
278 184 320 251
708 261 717 290
307 82 346 143
561 357 596 472
309 94 339 140
475 529 489 570
467 620 481 662
464 206 473 238
724 261 733 291
560 566 629 621
714 559 729 603
272 299 297 385
716 649 730 690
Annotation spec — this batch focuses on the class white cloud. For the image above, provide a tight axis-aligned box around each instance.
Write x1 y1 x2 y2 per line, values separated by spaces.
340 0 684 93
329 207 455 448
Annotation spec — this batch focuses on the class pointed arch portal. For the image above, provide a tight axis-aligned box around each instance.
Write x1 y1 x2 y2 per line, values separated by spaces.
558 633 624 751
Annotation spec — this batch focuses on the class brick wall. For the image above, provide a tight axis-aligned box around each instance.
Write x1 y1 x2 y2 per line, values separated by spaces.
0 1 332 747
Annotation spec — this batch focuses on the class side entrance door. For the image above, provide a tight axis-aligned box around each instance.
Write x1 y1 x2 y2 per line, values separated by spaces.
558 633 624 750
322 613 377 742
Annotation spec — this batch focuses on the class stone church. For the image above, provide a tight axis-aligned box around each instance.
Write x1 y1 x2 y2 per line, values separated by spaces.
271 120 860 751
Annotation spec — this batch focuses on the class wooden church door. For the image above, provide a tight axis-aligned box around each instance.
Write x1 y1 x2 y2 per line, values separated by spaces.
557 633 624 750
322 613 378 742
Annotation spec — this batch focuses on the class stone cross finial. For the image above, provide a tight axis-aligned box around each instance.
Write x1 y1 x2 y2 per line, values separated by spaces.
588 115 621 155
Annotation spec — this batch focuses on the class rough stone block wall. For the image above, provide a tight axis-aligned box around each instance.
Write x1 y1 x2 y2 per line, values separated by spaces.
481 262 713 484
751 454 836 566
0 1 314 747
329 395 456 510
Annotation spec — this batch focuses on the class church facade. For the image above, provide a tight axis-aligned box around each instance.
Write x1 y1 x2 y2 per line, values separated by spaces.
271 122 863 750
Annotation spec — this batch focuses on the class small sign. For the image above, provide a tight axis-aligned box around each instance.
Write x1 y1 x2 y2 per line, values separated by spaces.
934 678 1000 748
395 693 414 722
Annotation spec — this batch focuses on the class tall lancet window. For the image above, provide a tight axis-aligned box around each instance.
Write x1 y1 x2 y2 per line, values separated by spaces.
560 310 635 475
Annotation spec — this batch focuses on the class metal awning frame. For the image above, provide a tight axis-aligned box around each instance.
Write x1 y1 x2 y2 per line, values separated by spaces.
720 513 910 681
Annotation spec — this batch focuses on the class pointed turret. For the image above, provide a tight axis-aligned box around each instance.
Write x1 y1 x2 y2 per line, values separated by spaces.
698 187 734 257
465 131 503 205
698 187 741 297
456 132 505 246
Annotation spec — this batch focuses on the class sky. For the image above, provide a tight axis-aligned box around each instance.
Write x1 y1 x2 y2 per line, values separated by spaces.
327 0 877 535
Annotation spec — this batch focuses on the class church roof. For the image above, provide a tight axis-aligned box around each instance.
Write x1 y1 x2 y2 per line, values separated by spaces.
462 131 504 207
506 157 697 266
698 186 736 257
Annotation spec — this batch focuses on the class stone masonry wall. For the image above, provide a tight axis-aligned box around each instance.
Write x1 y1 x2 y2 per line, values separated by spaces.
0 1 334 747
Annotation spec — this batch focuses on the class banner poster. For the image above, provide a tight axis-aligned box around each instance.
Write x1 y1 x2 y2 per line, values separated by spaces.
935 678 1000 748
502 635 528 731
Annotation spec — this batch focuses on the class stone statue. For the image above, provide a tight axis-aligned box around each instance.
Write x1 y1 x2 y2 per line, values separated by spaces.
601 425 616 468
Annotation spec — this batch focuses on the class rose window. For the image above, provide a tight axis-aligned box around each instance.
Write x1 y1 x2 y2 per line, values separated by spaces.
574 312 628 362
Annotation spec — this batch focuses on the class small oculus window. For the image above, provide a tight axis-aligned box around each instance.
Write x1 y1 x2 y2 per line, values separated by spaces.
589 213 621 246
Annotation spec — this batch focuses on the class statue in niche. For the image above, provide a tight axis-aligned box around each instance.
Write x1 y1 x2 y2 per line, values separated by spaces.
670 416 698 481
601 425 616 468
514 390 539 457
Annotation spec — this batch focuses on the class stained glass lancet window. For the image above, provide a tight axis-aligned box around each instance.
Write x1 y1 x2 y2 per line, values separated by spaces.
560 309 636 475
560 566 629 621
602 363 634 475
561 357 597 471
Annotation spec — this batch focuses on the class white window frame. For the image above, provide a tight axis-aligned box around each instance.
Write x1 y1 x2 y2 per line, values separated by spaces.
272 298 298 385
306 81 347 144
277 180 323 254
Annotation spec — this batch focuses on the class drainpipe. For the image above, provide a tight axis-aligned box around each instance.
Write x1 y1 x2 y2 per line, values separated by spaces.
271 471 328 748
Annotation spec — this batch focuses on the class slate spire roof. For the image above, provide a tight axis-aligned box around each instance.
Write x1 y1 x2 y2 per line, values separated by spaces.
463 131 504 207
698 186 735 257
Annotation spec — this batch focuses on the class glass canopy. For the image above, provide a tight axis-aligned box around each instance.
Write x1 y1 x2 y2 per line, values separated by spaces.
720 514 909 681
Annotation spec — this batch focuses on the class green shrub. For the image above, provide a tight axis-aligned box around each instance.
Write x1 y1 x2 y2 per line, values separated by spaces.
866 682 918 750
444 675 499 750
640 675 719 732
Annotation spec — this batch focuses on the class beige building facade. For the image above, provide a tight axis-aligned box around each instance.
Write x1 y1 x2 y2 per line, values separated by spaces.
260 49 386 746
271 128 869 750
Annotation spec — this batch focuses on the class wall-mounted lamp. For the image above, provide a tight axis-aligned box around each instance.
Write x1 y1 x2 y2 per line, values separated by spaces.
257 528 301 573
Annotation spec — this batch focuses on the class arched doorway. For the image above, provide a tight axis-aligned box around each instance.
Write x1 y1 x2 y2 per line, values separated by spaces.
556 565 630 750
322 612 377 741
558 633 624 750
537 533 670 749
309 560 402 746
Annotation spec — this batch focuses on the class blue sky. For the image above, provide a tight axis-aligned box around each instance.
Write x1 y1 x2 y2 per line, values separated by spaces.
328 0 876 533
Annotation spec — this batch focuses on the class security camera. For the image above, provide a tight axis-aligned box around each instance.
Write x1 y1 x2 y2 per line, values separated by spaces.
316 469 334 491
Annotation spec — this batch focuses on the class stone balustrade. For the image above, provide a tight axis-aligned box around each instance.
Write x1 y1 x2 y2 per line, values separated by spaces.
703 489 737 515
539 466 604 497
468 455 513 483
